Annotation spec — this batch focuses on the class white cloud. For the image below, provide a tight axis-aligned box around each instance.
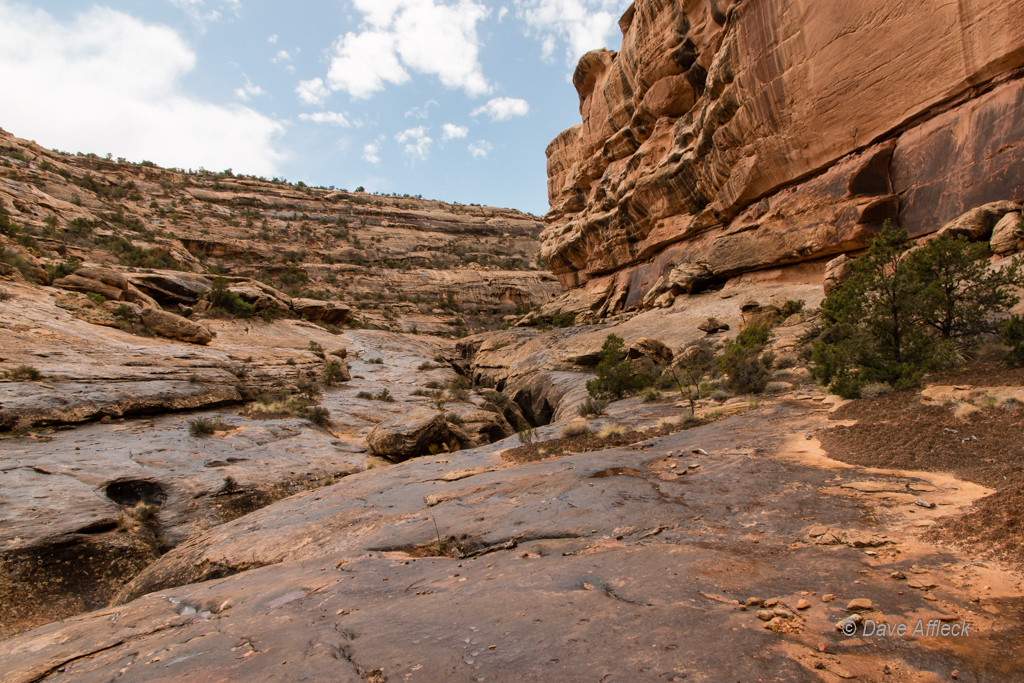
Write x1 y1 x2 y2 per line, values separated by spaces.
267 33 278 43
321 0 491 100
363 139 383 164
498 6 509 21
298 112 351 126
234 76 264 101
471 97 529 121
0 3 283 175
468 140 493 159
296 77 331 105
441 123 468 141
271 49 292 63
327 30 410 99
167 0 241 29
395 126 432 162
515 0 630 65
405 99 438 119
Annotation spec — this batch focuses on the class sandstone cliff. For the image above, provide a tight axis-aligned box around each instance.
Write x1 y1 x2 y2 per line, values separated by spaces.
0 128 560 333
542 0 1024 314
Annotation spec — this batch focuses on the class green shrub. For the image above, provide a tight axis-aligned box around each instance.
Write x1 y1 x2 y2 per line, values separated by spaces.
46 256 81 281
718 323 774 394
642 388 662 402
303 406 330 427
516 418 537 444
585 334 651 400
781 300 805 318
209 277 255 318
811 224 1023 397
552 312 576 328
417 361 437 370
578 396 608 417
8 365 42 381
373 388 393 402
188 417 226 436
308 340 325 358
322 360 347 385
1001 314 1024 367
356 391 373 399
445 413 464 425
366 357 383 364
667 340 716 415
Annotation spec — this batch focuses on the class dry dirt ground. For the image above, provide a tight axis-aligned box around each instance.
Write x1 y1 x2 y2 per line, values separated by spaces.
819 363 1024 570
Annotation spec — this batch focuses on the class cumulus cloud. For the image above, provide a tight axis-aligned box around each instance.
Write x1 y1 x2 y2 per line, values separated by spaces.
441 123 468 141
363 138 384 164
471 97 529 121
267 33 278 43
0 3 284 175
322 0 491 100
515 0 630 64
234 76 264 101
271 49 292 63
468 140 493 159
405 99 438 119
395 126 432 162
298 112 351 126
498 6 509 21
296 77 331 105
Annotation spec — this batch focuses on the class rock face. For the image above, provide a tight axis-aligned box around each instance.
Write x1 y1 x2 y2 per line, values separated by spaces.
366 408 451 461
140 307 214 345
542 0 1024 315
0 126 561 336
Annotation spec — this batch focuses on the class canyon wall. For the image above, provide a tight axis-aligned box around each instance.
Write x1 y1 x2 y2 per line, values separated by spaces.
542 0 1024 313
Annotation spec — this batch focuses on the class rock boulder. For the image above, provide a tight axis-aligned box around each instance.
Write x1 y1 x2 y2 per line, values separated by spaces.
140 308 214 345
367 408 451 461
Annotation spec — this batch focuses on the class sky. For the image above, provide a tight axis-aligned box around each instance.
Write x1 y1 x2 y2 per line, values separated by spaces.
0 0 631 215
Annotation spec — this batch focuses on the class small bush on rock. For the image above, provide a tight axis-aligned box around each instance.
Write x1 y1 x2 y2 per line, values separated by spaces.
188 417 226 436
586 334 651 400
578 397 608 417
561 421 591 438
8 365 42 381
718 323 775 394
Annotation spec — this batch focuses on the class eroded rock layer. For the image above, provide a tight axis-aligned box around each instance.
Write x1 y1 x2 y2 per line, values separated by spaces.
542 0 1024 310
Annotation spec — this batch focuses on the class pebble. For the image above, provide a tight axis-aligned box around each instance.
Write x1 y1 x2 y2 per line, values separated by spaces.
890 571 906 580
915 499 937 509
745 597 763 607
847 598 872 611
757 610 775 621
821 594 835 603
796 599 811 610
765 598 780 607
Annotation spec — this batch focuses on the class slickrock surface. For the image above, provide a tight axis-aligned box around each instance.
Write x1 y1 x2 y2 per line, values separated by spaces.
542 0 1024 315
3 400 1022 682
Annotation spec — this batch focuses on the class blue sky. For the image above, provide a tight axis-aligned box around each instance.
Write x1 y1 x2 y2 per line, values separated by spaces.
0 0 631 215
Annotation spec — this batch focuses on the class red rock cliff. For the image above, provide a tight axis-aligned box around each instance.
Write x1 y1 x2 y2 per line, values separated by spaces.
542 0 1024 311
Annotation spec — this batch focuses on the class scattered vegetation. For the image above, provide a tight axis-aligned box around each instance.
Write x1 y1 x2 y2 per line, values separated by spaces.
516 418 537 444
208 277 254 318
578 396 608 417
667 340 717 415
6 365 42 381
188 417 227 436
561 421 592 438
812 224 1024 397
322 360 347 385
585 334 652 400
718 323 775 394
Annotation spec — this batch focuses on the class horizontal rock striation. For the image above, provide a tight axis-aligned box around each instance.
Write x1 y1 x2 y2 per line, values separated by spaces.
542 0 1024 314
